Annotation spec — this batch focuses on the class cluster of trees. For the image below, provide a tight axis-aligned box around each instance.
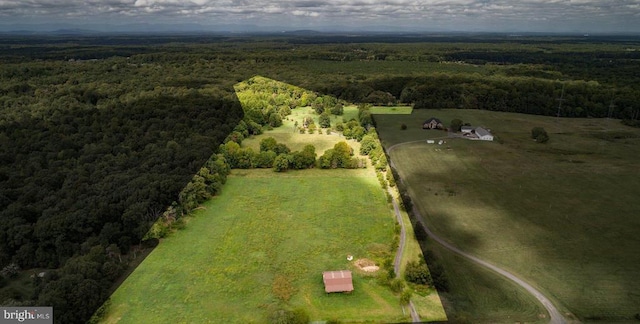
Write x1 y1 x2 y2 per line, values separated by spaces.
531 127 550 143
218 137 320 172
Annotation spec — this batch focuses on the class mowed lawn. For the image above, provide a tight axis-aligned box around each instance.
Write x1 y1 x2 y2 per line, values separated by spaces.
376 109 640 322
102 168 408 323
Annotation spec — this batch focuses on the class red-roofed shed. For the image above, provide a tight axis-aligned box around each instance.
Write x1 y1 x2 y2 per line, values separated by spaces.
322 270 354 293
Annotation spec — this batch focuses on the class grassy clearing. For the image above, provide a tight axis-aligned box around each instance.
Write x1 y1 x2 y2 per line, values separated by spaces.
242 106 361 155
376 109 640 321
370 106 414 115
102 169 404 323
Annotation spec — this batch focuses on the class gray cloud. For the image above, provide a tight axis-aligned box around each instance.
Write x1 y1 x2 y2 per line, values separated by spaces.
0 0 638 32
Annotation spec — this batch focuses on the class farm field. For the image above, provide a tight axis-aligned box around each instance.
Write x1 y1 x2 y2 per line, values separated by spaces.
103 169 408 323
101 77 447 323
369 106 413 115
375 109 640 322
343 105 414 115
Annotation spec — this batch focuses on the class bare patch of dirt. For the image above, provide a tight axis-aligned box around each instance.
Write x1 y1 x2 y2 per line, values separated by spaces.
353 259 379 273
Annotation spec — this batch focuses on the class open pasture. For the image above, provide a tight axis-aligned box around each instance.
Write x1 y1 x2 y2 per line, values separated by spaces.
370 106 414 115
376 109 640 322
103 168 416 323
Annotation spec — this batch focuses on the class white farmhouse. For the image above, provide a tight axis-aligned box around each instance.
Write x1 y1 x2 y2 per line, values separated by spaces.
475 127 494 141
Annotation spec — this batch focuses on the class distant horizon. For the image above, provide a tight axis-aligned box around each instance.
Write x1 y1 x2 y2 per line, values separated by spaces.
1 1 639 35
1 23 639 37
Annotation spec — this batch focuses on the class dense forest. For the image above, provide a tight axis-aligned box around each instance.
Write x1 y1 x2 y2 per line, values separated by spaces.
1 34 639 323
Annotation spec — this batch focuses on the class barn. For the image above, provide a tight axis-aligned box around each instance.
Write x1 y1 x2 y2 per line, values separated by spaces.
322 270 354 293
475 127 494 141
422 117 444 130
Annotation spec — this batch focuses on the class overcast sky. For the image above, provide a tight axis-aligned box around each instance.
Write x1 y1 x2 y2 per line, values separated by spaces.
0 0 639 33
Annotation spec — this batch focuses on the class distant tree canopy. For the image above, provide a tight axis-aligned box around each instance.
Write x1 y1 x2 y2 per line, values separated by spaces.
0 47 252 322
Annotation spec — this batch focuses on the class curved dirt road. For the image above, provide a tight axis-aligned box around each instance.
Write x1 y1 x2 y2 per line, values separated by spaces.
387 140 566 324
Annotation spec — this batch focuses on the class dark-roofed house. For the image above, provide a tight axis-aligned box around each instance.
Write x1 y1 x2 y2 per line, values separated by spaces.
423 117 444 130
323 270 354 293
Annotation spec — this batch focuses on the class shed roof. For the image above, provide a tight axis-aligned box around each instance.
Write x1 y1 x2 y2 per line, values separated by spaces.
475 127 491 137
323 270 354 293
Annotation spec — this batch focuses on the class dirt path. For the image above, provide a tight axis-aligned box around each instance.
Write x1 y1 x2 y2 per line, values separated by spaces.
386 140 566 324
389 187 421 323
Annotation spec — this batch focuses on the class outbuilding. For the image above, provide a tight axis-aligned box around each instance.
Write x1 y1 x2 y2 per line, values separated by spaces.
475 127 494 141
322 270 354 293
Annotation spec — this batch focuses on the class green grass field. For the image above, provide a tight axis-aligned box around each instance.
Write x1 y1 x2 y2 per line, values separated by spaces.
376 109 640 322
370 106 414 115
103 169 410 323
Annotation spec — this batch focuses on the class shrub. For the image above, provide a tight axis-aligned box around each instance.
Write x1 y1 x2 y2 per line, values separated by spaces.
260 137 278 152
330 103 344 115
386 168 396 187
450 118 463 132
144 222 170 239
400 289 413 305
173 218 187 230
531 127 549 143
536 132 550 143
268 308 309 324
405 259 433 286
278 106 291 117
377 172 387 189
273 154 291 172
390 278 405 294
319 112 331 128
400 123 407 130
376 270 392 287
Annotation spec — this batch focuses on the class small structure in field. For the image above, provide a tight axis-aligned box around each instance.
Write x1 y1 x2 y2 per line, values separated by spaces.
461 126 474 134
323 270 354 293
475 127 494 141
427 139 435 144
422 117 444 130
